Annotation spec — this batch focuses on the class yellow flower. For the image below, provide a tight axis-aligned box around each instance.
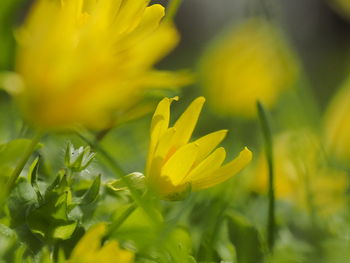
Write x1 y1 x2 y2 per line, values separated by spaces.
328 0 350 20
15 0 191 129
146 96 252 199
199 17 299 118
324 78 350 164
69 223 134 263
253 131 348 215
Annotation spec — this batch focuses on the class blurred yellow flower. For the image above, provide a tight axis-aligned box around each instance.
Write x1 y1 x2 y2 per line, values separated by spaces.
324 78 350 164
15 0 190 129
328 0 350 20
69 223 134 263
146 96 252 199
199 17 299 118
253 131 348 215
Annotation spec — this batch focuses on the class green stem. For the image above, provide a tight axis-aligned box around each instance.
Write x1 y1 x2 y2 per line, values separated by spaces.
105 203 137 240
95 127 113 142
76 132 161 225
6 131 42 195
165 0 183 22
257 101 275 252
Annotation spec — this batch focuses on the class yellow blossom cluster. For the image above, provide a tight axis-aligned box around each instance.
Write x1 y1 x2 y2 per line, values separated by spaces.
15 0 190 129
146 97 252 198
199 17 299 118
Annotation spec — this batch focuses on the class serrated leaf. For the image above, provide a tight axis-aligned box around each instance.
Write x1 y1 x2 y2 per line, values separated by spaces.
44 170 65 198
226 212 263 263
27 206 77 241
27 176 77 241
51 195 70 221
27 197 77 241
80 174 101 206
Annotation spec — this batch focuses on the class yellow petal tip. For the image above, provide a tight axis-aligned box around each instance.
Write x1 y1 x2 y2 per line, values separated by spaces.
242 147 253 161
196 96 206 104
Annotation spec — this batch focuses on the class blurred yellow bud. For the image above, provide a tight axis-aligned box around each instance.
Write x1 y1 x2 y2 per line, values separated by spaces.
146 96 252 199
324 78 350 164
69 223 134 263
253 131 348 215
15 0 191 129
199 17 299 118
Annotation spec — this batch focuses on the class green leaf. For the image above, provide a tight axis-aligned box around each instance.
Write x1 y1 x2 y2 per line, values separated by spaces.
28 157 43 203
45 170 65 197
28 157 39 186
27 200 77 241
27 204 77 241
7 177 37 227
27 173 77 241
0 139 41 203
0 139 32 177
52 221 77 240
226 212 263 263
80 174 101 206
13 244 26 263
26 208 50 238
64 142 73 168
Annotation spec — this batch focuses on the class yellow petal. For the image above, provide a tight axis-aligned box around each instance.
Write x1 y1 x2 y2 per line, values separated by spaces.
150 97 178 137
172 97 206 148
133 4 165 34
118 4 165 47
138 70 193 89
146 97 178 175
97 240 134 263
128 23 179 69
147 127 176 182
192 147 252 190
154 127 177 160
160 143 198 186
70 223 106 260
185 147 226 184
193 130 228 164
87 0 122 30
113 0 150 34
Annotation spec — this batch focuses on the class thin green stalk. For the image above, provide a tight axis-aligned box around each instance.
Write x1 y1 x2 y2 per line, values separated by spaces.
165 0 183 22
6 131 42 195
105 203 137 240
76 132 161 225
160 194 194 239
257 101 275 252
95 127 113 142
